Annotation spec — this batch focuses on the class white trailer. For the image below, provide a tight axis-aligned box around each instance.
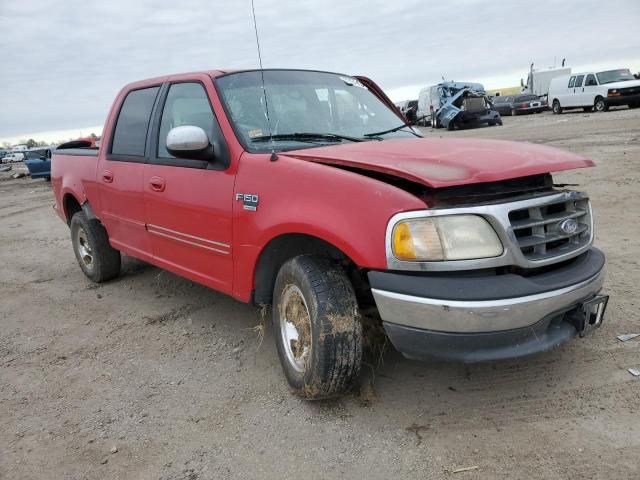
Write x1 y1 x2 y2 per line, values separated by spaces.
522 67 571 98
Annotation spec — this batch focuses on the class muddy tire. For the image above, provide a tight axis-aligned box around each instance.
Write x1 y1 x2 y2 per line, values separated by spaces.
70 211 121 283
272 255 362 400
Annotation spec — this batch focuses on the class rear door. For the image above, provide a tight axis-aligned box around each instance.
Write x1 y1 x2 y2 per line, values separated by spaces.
143 76 235 294
98 85 160 259
567 74 584 106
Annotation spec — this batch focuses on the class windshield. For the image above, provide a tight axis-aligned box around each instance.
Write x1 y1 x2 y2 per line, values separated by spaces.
215 70 417 152
596 69 635 85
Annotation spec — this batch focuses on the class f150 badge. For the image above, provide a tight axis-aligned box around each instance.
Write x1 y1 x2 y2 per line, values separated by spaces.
236 193 259 211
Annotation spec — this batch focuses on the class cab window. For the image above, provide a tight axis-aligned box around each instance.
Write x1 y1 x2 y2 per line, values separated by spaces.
157 83 215 158
111 87 160 157
585 74 598 86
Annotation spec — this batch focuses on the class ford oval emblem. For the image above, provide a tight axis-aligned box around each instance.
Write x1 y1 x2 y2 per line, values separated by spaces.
560 218 578 234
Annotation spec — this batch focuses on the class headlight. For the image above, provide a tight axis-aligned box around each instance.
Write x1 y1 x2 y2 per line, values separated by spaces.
392 215 503 261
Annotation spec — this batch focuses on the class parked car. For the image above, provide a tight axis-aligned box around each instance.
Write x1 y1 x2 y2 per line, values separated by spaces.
549 68 640 114
24 147 54 180
2 152 25 163
492 94 547 116
418 82 502 130
52 68 608 399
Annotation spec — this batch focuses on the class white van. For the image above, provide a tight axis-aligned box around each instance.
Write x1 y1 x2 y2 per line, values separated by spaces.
2 152 25 163
548 68 640 114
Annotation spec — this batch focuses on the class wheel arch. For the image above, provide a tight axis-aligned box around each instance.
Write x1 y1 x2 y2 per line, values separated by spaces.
62 193 83 225
251 232 369 306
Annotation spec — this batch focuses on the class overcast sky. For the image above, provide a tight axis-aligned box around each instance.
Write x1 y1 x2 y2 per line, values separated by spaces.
1 0 639 143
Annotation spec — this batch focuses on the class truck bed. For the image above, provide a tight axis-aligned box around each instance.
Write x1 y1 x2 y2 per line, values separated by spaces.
51 148 101 222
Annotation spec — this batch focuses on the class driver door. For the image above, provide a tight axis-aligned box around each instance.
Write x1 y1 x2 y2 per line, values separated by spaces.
143 77 236 294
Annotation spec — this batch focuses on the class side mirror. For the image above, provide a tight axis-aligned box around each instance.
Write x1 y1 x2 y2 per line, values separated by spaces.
166 126 214 160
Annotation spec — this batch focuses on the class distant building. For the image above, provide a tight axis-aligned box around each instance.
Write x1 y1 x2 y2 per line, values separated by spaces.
12 144 28 151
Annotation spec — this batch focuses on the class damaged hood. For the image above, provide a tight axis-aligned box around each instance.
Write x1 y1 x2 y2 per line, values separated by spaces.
284 138 594 189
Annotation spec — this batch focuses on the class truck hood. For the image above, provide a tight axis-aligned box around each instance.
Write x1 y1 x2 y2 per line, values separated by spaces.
601 79 640 89
284 138 594 189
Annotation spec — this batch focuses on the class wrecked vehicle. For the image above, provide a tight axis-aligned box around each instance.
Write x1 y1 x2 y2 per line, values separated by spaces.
418 81 502 130
52 69 608 399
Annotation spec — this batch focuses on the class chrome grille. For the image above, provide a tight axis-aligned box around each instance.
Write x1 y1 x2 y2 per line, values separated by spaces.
509 195 591 261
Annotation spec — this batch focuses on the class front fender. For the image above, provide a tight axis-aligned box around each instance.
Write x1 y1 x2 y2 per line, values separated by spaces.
231 151 425 301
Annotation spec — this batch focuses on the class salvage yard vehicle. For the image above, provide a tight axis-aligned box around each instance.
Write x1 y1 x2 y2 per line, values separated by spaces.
549 68 640 114
2 152 25 163
418 82 502 130
492 94 547 116
24 146 54 180
52 69 608 399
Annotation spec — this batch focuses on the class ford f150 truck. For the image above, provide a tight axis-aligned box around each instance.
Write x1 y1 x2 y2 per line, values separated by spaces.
52 69 608 399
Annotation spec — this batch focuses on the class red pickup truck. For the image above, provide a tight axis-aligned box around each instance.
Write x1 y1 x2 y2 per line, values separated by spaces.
52 69 608 399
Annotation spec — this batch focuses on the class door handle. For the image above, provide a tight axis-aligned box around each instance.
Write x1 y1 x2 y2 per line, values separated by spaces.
149 176 166 192
102 170 114 183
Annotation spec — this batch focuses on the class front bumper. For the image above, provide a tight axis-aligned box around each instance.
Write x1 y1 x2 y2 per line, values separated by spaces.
606 92 640 106
369 248 606 361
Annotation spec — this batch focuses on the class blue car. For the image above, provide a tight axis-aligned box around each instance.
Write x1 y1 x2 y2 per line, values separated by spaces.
24 147 53 180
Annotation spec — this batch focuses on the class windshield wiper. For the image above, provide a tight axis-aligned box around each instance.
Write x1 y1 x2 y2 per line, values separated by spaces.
364 123 422 138
252 132 371 143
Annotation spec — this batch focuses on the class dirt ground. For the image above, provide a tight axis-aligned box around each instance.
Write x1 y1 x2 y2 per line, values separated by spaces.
1 108 639 480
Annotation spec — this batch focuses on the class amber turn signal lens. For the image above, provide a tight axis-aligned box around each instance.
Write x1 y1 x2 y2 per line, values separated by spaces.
392 222 417 260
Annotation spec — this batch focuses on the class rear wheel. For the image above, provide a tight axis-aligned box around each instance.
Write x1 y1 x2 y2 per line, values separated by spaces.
552 100 562 114
272 255 362 399
594 97 608 112
70 211 121 283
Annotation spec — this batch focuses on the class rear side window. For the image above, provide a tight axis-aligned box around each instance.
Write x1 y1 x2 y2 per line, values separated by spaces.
568 76 576 88
574 75 584 88
111 87 160 156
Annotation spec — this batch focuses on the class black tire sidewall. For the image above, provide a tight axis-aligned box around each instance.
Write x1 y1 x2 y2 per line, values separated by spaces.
70 212 120 283
272 262 316 390
71 213 101 281
272 255 362 399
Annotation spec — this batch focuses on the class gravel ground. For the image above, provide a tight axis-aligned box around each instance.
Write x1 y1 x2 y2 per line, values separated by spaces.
1 108 639 479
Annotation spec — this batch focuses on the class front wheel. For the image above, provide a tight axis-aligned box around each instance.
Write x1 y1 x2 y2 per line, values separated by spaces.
594 97 608 112
272 255 362 399
70 211 121 283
